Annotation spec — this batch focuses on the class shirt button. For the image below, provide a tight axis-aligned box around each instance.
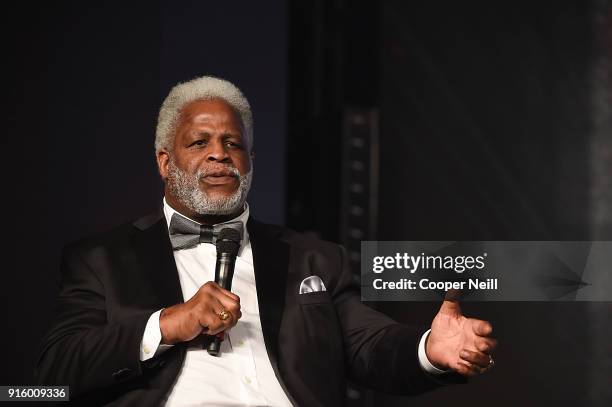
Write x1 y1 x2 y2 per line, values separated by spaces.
244 376 252 384
236 340 245 347
144 346 151 354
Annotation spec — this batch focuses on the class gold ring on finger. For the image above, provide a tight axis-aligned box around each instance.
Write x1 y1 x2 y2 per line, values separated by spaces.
218 309 231 321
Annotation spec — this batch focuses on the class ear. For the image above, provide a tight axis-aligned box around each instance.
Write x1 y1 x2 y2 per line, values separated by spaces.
156 149 170 180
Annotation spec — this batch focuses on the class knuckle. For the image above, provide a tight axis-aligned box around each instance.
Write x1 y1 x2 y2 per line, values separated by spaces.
202 281 219 291
195 294 212 308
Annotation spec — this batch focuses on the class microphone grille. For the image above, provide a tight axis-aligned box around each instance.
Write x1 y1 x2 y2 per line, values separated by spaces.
217 228 241 255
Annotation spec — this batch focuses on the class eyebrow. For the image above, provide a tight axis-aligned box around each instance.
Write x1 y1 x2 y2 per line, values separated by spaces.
192 130 241 137
220 132 242 138
188 131 244 143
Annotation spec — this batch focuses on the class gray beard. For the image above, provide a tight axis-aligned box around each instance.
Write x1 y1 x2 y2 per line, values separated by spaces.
166 159 252 216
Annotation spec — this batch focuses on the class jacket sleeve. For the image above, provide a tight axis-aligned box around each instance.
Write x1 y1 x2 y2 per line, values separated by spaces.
332 245 464 395
34 244 155 399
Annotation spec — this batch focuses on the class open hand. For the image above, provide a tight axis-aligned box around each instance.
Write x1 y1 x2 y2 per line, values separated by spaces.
426 297 497 376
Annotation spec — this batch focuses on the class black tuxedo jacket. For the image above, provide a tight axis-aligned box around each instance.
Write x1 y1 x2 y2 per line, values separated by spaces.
35 210 450 406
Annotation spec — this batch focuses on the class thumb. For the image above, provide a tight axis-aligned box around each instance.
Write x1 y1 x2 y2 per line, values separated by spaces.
439 298 462 316
439 289 463 316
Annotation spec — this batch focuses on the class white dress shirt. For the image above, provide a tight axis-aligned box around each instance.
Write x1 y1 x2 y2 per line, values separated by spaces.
140 199 444 406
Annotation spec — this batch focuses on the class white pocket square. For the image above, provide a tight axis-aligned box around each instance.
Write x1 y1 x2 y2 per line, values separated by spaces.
299 275 327 294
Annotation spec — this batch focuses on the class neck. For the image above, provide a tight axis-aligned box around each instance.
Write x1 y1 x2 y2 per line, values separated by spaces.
165 195 243 225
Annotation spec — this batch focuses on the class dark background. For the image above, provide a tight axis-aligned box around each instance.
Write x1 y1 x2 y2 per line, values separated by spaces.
3 0 612 406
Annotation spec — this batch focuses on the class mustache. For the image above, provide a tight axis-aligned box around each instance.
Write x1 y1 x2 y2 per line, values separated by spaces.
196 165 241 179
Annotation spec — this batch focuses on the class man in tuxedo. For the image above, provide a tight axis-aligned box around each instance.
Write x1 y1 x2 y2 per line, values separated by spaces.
35 76 497 406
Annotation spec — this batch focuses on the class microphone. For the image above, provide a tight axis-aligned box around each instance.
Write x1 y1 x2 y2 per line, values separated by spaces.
207 227 242 356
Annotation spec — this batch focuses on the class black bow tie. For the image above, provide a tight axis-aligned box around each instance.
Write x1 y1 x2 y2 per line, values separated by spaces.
168 213 243 250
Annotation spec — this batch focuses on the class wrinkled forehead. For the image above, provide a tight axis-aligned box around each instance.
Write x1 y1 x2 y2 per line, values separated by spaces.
177 98 244 129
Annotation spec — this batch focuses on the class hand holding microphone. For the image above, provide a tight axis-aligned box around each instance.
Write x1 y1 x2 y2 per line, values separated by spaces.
207 228 241 355
159 228 242 348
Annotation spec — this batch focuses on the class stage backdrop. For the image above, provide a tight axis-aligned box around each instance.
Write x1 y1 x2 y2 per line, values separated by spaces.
3 0 287 386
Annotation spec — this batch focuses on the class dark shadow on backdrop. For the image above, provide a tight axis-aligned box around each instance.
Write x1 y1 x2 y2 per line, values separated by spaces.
3 0 286 385
287 0 611 406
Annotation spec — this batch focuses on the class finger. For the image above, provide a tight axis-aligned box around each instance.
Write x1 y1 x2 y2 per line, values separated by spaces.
214 302 238 327
472 319 493 336
198 284 241 320
460 349 491 369
454 360 478 377
475 337 498 353
199 299 235 334
204 281 240 302
213 295 241 323
213 283 240 302
204 311 229 335
218 290 241 306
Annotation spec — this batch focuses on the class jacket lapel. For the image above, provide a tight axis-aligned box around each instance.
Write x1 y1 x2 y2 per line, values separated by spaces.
247 219 290 378
132 208 184 307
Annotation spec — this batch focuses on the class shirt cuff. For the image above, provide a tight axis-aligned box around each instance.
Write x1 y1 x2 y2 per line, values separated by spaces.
417 329 449 375
140 309 173 361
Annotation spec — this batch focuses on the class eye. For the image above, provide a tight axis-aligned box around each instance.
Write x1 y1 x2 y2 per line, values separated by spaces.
191 140 206 147
225 140 244 149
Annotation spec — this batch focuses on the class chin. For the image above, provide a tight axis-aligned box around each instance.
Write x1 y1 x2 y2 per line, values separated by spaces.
202 189 236 200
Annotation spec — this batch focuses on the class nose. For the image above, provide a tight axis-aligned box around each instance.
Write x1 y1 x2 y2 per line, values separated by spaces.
205 139 230 163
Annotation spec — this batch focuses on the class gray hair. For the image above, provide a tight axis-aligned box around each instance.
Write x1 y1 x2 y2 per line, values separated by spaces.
155 76 253 153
